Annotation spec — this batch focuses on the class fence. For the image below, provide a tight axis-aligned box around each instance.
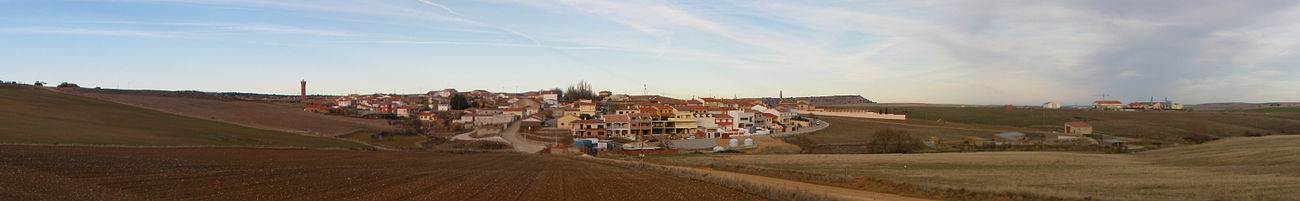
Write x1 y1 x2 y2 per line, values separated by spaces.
802 109 906 120
596 149 680 156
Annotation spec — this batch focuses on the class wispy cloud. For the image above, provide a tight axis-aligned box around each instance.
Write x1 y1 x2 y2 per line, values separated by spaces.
0 27 194 38
415 0 540 46
84 21 375 37
7 0 1299 103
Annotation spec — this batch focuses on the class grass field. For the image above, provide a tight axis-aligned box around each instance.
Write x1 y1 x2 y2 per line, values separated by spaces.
0 88 365 149
823 104 1300 143
0 145 769 200
650 135 1300 201
784 116 1005 153
337 131 430 150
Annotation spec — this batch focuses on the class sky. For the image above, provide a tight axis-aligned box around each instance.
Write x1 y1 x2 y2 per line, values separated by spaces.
2 0 1299 105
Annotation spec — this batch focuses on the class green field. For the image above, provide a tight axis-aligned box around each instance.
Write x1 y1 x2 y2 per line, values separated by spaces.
652 135 1300 201
823 105 1300 143
0 88 366 149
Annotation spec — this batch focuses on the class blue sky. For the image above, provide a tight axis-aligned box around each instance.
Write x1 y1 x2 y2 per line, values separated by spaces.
2 0 1299 104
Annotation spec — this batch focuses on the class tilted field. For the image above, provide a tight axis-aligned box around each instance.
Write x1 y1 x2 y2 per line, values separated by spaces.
0 88 365 149
785 116 1007 153
0 145 769 201
64 88 394 137
823 104 1300 143
650 135 1300 201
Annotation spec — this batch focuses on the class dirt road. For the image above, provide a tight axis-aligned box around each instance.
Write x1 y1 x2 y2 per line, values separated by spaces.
497 120 546 153
693 168 933 201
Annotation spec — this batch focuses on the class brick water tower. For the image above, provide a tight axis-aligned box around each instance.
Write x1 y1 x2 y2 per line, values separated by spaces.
300 80 306 100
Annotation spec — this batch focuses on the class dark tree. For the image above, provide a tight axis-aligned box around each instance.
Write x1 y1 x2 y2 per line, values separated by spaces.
57 82 79 88
450 94 470 110
579 114 593 120
562 80 596 102
865 128 925 153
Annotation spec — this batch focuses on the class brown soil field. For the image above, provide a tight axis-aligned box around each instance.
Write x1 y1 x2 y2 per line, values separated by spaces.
61 89 392 137
0 145 768 201
651 137 1300 201
1 88 365 149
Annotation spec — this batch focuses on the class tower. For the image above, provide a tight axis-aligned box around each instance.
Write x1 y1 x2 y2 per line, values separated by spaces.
300 80 306 100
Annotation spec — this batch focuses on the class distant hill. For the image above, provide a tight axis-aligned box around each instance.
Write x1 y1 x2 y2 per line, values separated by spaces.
744 95 874 106
818 104 1300 143
0 87 366 149
1188 102 1300 111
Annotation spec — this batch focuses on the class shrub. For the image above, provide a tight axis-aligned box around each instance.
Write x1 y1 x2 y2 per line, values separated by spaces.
57 82 79 88
865 128 925 153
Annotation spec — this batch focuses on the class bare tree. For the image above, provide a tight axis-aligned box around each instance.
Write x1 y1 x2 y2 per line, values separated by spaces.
562 80 596 102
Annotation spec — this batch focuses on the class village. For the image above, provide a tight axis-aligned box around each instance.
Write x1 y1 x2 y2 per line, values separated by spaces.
303 83 836 154
298 80 1175 155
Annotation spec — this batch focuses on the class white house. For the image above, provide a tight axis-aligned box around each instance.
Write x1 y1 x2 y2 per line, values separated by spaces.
1042 102 1061 109
1092 101 1123 110
541 91 559 105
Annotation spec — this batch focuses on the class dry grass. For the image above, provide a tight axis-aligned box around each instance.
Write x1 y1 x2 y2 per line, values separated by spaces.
583 156 835 201
1138 135 1300 177
650 144 1300 200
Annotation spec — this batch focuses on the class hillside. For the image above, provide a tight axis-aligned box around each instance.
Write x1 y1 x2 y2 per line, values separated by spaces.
0 88 365 149
746 95 874 106
820 105 1300 143
1242 107 1300 113
1187 102 1300 111
650 149 1300 201
61 88 392 137
1138 135 1300 176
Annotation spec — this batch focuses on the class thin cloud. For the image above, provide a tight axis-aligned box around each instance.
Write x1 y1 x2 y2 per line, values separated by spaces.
416 0 462 16
0 27 194 38
415 0 541 46
83 21 375 37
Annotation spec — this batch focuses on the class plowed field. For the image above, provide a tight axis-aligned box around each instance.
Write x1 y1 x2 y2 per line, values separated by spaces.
0 146 768 201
